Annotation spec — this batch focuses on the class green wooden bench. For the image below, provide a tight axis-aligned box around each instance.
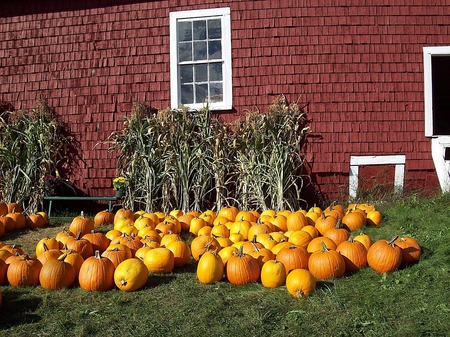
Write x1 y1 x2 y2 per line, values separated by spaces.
43 196 118 218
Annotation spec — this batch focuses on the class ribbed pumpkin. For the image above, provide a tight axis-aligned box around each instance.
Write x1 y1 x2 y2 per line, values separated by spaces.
314 213 338 236
217 246 238 268
323 219 350 246
367 236 402 273
7 255 42 286
307 237 337 253
36 244 62 266
114 258 149 292
6 211 26 230
102 244 132 268
26 213 47 229
65 232 94 259
69 212 95 237
260 259 286 288
114 208 135 223
288 230 312 248
217 206 239 222
166 239 191 267
39 254 77 289
286 212 308 231
82 231 111 254
342 210 366 231
394 236 421 265
190 236 221 261
78 250 115 291
143 247 174 274
308 242 346 280
336 237 368 273
59 249 85 277
36 237 60 256
226 246 260 285
276 245 310 273
366 210 383 227
196 249 224 284
353 232 372 251
286 268 316 298
94 210 115 226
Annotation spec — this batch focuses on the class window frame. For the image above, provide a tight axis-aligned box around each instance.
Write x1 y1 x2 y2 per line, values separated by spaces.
170 7 232 111
423 46 450 137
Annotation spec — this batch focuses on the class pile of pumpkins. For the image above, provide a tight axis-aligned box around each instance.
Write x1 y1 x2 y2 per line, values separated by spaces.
0 201 50 238
0 202 422 301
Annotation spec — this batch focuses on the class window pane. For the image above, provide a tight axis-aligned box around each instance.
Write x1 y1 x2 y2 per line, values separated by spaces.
195 64 208 83
180 65 193 84
208 40 222 60
210 83 223 102
178 22 192 42
209 63 222 81
181 84 194 104
193 41 207 61
208 19 221 39
195 84 208 103
178 42 192 62
193 20 206 40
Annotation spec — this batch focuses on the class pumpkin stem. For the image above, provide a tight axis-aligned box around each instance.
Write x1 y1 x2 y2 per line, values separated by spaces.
58 253 68 261
75 231 83 240
320 241 330 252
388 236 399 246
94 250 101 259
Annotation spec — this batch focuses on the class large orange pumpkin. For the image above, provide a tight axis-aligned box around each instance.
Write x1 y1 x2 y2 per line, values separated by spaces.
226 246 260 286
308 242 346 280
78 250 115 291
367 236 402 273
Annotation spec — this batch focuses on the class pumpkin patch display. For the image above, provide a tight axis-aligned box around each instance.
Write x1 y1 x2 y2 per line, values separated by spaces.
0 201 422 300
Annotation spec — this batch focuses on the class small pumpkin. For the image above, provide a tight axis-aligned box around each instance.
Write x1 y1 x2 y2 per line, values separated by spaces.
94 210 115 226
276 245 310 274
143 247 174 274
114 258 149 292
190 236 221 261
196 249 224 284
394 236 421 265
260 259 286 288
69 211 95 237
286 268 316 298
166 239 191 268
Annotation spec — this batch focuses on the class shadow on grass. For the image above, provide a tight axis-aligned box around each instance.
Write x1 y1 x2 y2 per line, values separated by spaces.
0 288 42 330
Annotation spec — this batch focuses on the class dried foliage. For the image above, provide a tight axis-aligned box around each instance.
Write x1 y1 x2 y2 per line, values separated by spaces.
106 95 311 213
0 99 74 213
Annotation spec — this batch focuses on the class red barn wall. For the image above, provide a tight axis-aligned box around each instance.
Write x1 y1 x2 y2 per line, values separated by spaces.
1 0 448 201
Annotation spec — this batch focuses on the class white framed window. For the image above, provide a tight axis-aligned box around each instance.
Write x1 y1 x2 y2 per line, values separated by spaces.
423 46 450 137
170 7 232 111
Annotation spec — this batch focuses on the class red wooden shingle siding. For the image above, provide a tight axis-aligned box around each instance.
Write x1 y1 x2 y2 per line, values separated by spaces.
1 1 448 199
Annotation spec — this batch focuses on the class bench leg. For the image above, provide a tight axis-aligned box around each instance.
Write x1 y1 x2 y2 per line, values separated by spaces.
48 200 53 218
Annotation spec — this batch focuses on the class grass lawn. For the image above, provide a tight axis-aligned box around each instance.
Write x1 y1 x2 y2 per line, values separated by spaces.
0 194 449 337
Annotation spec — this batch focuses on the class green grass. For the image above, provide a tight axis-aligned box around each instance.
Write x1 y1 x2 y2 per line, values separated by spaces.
1 194 450 337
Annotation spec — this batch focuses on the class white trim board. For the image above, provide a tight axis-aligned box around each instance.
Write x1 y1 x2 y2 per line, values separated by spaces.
349 155 406 199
